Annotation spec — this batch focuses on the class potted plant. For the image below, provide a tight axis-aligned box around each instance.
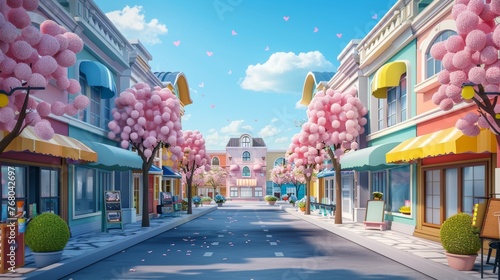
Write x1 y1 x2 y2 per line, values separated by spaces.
289 195 298 207
181 199 189 211
372 192 383 200
440 212 481 271
297 201 306 212
264 195 278 205
192 196 201 207
214 194 226 207
25 212 71 268
201 196 212 205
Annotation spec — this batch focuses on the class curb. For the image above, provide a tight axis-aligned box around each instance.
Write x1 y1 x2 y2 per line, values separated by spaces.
20 207 217 280
283 208 473 280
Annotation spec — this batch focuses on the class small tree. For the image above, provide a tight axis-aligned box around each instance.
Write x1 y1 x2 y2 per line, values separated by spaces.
305 87 367 223
286 131 327 215
430 1 500 145
204 165 227 198
181 167 205 197
108 83 184 227
0 3 89 156
270 164 288 194
178 130 210 214
290 164 307 198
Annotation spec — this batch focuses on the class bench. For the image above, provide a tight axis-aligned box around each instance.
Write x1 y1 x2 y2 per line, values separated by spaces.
363 221 387 231
310 202 336 218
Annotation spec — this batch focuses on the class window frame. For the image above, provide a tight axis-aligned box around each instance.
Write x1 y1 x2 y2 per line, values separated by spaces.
425 30 457 79
242 151 250 161
76 73 111 129
377 74 407 130
242 166 251 177
241 136 251 147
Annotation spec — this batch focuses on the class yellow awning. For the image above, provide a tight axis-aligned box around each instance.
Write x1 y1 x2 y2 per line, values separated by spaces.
386 127 496 163
236 179 257 186
371 61 406 98
0 127 97 162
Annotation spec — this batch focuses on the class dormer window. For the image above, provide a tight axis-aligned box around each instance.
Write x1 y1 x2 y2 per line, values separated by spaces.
241 136 250 147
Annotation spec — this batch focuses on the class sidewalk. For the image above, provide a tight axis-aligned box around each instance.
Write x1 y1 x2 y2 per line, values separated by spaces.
7 205 218 280
1 201 498 279
282 204 498 280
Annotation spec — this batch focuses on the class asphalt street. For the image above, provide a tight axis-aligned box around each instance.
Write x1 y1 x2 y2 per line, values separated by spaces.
62 205 433 280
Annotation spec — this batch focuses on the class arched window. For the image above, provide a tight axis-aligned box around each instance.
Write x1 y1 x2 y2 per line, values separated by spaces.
426 30 456 78
242 166 251 177
274 157 286 166
211 157 220 166
241 136 251 147
242 151 250 161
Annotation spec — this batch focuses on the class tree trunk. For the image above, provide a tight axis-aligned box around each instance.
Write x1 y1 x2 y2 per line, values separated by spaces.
327 147 343 224
141 162 150 227
305 176 311 215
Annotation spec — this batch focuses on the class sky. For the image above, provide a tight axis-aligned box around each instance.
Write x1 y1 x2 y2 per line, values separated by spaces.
94 0 398 151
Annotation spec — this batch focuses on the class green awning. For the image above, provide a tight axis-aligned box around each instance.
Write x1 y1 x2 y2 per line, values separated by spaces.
340 142 400 171
82 141 142 171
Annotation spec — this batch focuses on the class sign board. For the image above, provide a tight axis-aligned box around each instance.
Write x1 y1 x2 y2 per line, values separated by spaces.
160 192 173 214
104 191 123 232
480 198 500 239
365 200 385 222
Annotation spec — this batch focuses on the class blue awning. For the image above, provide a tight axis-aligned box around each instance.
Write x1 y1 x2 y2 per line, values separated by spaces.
82 141 142 171
150 165 162 174
79 61 117 99
317 168 335 178
340 142 400 171
162 166 182 178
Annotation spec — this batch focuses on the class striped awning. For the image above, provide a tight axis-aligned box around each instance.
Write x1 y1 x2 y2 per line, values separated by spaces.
386 127 496 163
0 127 97 162
371 61 406 98
236 179 257 186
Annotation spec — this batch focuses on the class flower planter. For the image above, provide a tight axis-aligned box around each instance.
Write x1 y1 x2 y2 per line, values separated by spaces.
266 201 276 205
194 204 200 207
445 252 477 271
32 251 63 268
217 203 223 207
202 201 211 205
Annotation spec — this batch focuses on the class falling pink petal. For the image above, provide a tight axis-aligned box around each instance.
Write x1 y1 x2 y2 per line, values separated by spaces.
194 232 199 235
210 104 215 108
163 254 167 256
206 51 213 56
173 40 180 46
223 258 227 261
283 16 289 21
129 269 136 272
198 82 204 88
228 70 232 74
336 34 342 38
148 251 153 253
231 30 237 35
372 14 377 19
167 249 171 251
314 27 318 32
177 250 181 252
264 46 269 51
187 250 192 252
171 244 175 246
141 259 145 262
186 253 191 256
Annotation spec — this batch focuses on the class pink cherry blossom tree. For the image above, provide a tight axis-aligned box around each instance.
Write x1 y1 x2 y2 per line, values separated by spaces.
304 87 367 223
108 82 184 227
286 131 327 215
289 164 307 197
430 0 500 151
181 166 205 197
204 165 227 198
270 164 289 192
178 130 210 214
0 2 89 156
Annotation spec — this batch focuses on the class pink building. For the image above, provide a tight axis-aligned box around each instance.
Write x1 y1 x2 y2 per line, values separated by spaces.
226 134 267 200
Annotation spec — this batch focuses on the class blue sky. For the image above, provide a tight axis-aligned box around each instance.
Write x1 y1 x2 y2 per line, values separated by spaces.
94 0 397 150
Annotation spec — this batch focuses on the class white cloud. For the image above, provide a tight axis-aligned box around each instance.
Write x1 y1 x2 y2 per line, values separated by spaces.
220 120 245 134
295 100 307 109
240 51 334 93
271 118 279 123
259 125 280 138
182 114 191 121
205 130 230 149
274 137 289 144
242 125 253 131
105 6 167 45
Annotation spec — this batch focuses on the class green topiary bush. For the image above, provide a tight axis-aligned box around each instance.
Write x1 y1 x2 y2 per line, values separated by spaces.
264 195 278 202
440 212 481 255
25 213 70 252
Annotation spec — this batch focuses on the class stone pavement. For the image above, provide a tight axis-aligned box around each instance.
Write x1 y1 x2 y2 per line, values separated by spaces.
0 201 497 279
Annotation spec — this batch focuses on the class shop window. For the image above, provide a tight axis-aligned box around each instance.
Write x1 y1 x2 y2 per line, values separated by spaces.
74 167 107 217
274 157 286 166
423 162 487 226
255 187 263 197
242 166 250 177
75 74 111 129
371 166 410 212
426 30 456 78
377 75 407 130
211 157 220 166
40 169 60 214
0 165 26 220
242 151 250 161
230 187 238 197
